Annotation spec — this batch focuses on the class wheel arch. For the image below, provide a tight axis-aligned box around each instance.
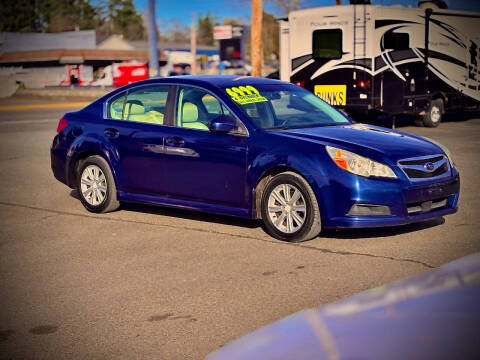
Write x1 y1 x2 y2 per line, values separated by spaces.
66 140 120 189
431 92 446 113
252 165 311 219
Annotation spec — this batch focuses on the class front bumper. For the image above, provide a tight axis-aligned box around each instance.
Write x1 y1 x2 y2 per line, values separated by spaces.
319 168 460 229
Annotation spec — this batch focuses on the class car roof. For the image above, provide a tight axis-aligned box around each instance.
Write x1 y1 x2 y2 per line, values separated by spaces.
91 75 293 113
122 75 287 89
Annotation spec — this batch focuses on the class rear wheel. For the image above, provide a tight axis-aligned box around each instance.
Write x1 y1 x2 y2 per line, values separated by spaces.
261 172 321 242
423 99 443 127
77 155 120 213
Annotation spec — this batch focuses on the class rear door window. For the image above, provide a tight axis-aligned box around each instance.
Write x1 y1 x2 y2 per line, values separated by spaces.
106 85 170 125
107 94 125 120
123 85 169 125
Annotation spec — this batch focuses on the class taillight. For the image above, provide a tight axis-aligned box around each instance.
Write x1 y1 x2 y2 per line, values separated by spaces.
56 117 68 133
294 80 305 88
356 79 370 89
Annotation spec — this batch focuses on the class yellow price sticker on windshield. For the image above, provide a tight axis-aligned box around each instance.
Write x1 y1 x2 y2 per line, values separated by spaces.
226 86 268 105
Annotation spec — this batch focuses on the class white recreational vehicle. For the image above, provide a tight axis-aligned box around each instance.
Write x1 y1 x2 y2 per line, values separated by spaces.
279 3 480 127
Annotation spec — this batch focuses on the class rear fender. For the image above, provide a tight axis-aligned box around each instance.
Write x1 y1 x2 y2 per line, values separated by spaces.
66 134 120 189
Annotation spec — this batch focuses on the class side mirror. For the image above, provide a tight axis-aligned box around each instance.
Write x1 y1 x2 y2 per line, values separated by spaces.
209 115 236 133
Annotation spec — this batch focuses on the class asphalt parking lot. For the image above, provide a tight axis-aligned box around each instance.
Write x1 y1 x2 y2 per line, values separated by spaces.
0 98 479 359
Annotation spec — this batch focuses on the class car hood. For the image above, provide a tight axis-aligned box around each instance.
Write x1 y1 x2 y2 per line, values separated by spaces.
276 123 442 164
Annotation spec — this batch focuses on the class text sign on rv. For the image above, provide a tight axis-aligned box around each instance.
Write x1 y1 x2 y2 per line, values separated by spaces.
314 85 346 106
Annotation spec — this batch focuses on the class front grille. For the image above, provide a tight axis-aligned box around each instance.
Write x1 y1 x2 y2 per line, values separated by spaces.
402 163 448 178
399 155 444 166
398 154 449 181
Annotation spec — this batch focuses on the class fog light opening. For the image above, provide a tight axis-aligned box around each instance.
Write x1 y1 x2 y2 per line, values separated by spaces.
348 204 391 216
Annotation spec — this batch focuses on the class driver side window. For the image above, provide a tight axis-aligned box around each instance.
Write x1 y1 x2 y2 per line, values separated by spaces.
202 94 223 114
175 86 246 134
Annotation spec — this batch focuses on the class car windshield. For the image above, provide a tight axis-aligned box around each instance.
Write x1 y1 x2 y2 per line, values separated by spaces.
224 84 350 129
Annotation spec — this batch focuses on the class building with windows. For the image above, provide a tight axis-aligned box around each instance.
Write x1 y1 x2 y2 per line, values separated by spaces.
0 31 218 88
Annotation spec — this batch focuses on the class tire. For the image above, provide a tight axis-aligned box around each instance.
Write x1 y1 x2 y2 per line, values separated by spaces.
77 155 120 213
423 99 443 128
414 118 424 127
261 172 321 242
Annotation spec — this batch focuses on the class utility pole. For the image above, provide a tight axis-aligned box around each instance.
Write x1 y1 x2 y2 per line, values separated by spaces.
251 0 262 77
190 13 197 75
147 0 159 77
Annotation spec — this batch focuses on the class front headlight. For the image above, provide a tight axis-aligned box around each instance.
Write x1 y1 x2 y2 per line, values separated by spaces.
326 146 397 178
423 137 454 167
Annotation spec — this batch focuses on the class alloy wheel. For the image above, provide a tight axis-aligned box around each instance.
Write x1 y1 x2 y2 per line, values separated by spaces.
267 183 307 233
80 165 108 206
431 105 441 123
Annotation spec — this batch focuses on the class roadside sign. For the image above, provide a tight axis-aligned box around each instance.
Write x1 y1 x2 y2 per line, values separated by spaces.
231 26 244 38
214 26 233 40
214 25 245 40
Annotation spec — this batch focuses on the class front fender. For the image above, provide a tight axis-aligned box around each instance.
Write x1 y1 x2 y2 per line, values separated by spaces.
249 150 325 189
66 133 120 188
248 139 331 222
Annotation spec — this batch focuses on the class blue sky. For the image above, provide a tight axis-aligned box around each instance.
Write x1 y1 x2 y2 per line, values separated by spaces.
134 0 480 26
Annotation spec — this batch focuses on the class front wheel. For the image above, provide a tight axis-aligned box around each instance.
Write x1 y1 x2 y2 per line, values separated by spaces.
77 155 120 213
261 172 321 242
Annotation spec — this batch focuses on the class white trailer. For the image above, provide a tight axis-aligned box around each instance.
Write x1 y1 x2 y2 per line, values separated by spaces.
279 4 480 127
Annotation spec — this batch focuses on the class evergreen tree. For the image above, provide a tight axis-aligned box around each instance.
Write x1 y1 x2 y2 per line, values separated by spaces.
48 0 79 32
106 0 145 40
0 0 41 32
245 11 279 65
0 0 98 33
0 0 143 38
197 13 216 46
76 0 97 30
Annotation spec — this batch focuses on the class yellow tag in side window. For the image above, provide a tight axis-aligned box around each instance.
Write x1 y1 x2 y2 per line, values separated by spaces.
226 86 268 105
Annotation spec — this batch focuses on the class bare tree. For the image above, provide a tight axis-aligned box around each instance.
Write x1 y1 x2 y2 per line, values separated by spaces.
270 0 302 15
164 19 190 43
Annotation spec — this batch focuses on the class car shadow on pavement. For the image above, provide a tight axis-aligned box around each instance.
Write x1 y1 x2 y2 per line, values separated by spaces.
70 189 262 229
122 202 263 229
321 217 445 239
70 189 446 237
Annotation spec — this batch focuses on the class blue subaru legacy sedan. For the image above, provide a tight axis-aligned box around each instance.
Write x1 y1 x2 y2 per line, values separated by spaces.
51 76 460 242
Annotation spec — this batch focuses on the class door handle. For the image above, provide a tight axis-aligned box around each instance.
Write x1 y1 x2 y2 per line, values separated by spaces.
104 128 119 139
165 136 185 147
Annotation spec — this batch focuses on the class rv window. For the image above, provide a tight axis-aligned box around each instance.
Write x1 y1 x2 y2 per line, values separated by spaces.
312 29 342 59
383 32 409 51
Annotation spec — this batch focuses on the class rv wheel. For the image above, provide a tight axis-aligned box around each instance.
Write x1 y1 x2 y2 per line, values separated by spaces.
423 99 443 128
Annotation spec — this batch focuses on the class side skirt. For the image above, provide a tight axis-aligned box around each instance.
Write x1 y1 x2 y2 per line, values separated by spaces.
117 191 252 219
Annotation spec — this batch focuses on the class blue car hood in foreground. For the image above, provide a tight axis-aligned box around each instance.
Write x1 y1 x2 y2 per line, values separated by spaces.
277 124 442 163
206 253 480 360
